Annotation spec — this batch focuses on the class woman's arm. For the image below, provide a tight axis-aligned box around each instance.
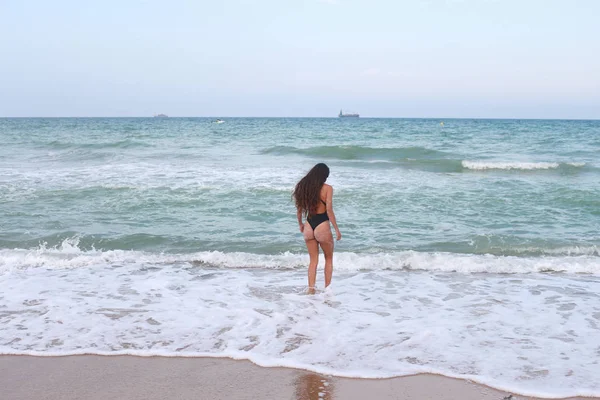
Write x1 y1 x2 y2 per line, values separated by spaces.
326 186 342 240
297 208 304 232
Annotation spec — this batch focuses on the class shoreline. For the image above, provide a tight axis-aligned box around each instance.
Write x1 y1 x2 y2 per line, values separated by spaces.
0 355 593 400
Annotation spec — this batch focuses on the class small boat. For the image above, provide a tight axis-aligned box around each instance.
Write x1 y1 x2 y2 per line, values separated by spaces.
213 119 225 124
153 113 168 118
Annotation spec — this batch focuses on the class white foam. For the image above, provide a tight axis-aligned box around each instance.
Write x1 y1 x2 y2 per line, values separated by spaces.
462 161 585 170
2 240 599 275
0 263 599 398
0 158 303 194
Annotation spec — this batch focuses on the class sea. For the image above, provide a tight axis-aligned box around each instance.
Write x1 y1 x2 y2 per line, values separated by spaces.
1 117 599 398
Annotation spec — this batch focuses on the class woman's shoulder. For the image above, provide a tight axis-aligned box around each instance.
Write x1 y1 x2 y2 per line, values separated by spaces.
323 183 333 190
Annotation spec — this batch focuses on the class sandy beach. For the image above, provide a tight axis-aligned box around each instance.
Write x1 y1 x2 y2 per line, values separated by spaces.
0 355 592 400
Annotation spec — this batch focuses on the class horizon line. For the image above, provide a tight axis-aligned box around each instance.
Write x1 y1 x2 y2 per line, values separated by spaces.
1 116 599 121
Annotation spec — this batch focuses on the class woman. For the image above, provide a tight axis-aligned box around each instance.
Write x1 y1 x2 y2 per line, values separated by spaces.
293 163 341 294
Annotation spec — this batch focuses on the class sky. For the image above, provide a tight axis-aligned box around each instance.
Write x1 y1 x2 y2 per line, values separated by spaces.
0 0 599 118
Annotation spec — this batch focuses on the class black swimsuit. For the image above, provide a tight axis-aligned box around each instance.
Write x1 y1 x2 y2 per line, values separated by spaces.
307 200 329 230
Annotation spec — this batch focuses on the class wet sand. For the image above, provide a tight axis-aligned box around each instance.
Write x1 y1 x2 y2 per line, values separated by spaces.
0 355 591 400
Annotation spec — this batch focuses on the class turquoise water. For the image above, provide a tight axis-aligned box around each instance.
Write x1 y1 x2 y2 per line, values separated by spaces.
1 118 600 397
2 117 599 257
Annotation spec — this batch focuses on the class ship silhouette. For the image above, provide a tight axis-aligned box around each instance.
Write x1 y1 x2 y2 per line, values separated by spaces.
338 109 359 118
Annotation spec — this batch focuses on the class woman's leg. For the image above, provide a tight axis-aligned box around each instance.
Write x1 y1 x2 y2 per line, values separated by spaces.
314 223 334 288
303 222 319 294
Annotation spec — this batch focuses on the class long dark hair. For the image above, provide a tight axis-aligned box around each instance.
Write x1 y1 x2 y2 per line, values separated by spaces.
293 163 330 217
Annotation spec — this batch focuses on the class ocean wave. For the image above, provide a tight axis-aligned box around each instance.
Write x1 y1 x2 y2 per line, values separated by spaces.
45 139 152 150
261 145 452 161
462 161 586 171
262 146 588 174
1 238 599 274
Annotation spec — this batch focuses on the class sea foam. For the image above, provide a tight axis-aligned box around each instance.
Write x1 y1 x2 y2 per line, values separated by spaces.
0 261 599 398
462 161 586 170
1 239 599 275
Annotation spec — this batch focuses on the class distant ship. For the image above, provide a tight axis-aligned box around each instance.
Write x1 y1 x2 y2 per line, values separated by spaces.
338 109 359 118
154 113 168 118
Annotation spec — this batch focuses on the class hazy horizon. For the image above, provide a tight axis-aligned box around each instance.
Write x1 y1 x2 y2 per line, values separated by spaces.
1 0 599 119
2 116 599 120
